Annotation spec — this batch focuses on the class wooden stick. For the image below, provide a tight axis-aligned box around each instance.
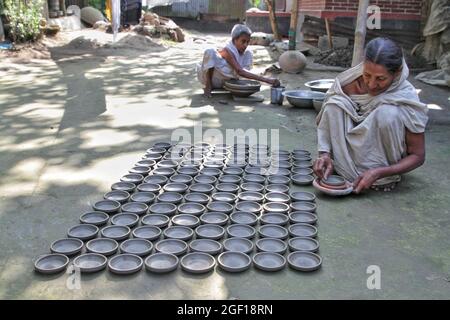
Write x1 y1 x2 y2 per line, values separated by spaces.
289 0 299 50
325 18 333 49
352 0 370 66
264 0 281 41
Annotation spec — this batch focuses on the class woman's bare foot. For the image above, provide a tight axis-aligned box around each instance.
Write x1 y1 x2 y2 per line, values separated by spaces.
371 182 397 192
203 87 212 98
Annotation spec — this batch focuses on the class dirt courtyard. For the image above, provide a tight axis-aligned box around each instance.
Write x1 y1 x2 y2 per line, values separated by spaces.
0 28 449 299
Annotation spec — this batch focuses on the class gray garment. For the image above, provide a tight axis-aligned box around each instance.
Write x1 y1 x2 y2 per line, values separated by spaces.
316 60 429 185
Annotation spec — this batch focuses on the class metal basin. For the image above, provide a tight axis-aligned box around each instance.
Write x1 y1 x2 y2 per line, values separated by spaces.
283 90 326 108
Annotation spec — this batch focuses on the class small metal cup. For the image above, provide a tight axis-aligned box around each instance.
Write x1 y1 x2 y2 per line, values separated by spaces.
270 86 285 105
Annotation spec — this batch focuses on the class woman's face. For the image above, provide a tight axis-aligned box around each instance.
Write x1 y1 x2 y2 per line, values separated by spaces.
362 61 400 96
233 34 251 54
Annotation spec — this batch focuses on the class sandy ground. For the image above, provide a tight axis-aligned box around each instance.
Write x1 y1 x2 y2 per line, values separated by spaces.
0 28 449 300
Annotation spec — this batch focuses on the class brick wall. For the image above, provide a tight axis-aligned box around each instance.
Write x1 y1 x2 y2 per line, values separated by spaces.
299 0 423 17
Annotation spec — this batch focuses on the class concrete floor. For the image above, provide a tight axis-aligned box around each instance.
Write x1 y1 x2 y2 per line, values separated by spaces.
0 30 449 299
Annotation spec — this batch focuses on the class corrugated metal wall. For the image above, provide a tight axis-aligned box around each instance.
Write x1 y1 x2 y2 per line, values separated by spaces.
152 0 246 20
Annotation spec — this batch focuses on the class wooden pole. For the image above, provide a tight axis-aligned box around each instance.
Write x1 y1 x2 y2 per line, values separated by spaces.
324 18 333 49
264 0 281 41
352 0 370 66
288 0 299 50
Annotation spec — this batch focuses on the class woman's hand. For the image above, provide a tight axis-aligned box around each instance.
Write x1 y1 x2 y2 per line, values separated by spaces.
313 153 334 180
268 78 281 87
353 168 381 194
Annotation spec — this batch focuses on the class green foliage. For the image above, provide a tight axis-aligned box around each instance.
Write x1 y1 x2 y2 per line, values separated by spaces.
4 0 44 42
89 0 104 11
253 0 261 7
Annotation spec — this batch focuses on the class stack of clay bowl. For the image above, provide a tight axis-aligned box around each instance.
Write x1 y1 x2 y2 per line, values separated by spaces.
313 175 353 196
224 79 261 97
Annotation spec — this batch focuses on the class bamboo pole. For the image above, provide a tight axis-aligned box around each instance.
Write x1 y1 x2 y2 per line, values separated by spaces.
352 0 370 66
264 0 281 41
288 0 299 50
325 18 333 49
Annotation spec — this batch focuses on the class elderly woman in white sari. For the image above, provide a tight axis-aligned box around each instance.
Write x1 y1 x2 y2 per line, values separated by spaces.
313 37 428 193
197 24 280 97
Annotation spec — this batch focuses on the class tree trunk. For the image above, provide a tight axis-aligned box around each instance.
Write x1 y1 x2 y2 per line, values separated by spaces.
264 0 281 41
352 0 370 67
288 0 299 49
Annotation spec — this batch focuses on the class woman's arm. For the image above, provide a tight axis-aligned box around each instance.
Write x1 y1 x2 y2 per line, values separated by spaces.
353 130 425 193
220 48 280 86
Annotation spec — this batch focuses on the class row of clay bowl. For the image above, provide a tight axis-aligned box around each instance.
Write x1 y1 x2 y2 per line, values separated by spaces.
35 142 321 275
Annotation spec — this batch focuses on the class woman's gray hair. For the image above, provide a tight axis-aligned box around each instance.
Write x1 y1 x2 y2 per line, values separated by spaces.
231 24 252 40
365 37 403 74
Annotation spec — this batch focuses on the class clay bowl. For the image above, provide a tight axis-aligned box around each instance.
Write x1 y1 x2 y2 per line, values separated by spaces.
141 214 170 228
144 253 179 273
34 254 69 274
135 159 156 168
226 160 247 169
211 192 237 204
152 167 176 177
199 167 221 177
108 254 143 275
242 174 265 184
226 224 256 239
267 175 291 185
130 192 156 205
290 191 316 202
203 160 224 169
189 239 223 255
111 213 139 228
258 224 289 240
183 193 210 205
223 167 244 176
289 223 318 238
206 201 234 214
218 174 242 184
292 160 313 169
229 211 258 226
50 238 83 256
224 79 261 91
156 192 183 205
312 178 354 196
217 251 252 273
189 183 215 194
237 191 264 203
157 159 179 169
241 182 265 193
195 224 225 240
215 183 240 194
169 174 193 185
79 211 109 226
199 212 229 226
292 149 311 156
67 224 99 241
155 239 188 256
111 182 136 193
137 183 161 193
222 238 254 254
120 173 144 184
73 253 108 273
292 174 315 186
255 238 287 255
177 203 206 216
287 251 322 272
290 201 317 213
86 238 119 256
180 252 216 274
104 190 130 204
289 211 318 225
177 167 199 177
245 166 267 175
264 192 290 203
267 167 291 176
318 180 348 190
163 226 194 241
265 184 290 193
234 201 262 214
253 252 286 272
194 175 217 184
129 166 151 176
93 200 121 214
259 213 289 226
288 237 320 253
163 182 189 194
144 174 168 185
263 202 290 214
292 154 312 162
148 202 177 217
100 225 131 241
120 239 153 257
171 214 200 228
292 167 314 175
121 202 148 216
132 225 162 241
